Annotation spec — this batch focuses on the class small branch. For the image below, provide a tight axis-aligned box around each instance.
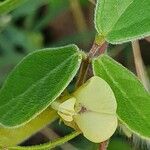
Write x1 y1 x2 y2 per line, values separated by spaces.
132 40 150 91
88 0 96 5
75 56 90 88
99 141 109 150
88 42 108 58
41 128 77 150
8 131 80 150
69 0 88 32
76 41 107 88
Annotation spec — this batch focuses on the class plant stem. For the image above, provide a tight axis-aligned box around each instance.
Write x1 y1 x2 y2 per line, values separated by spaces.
88 0 96 5
88 42 108 58
132 40 150 90
69 0 88 32
76 41 107 88
7 131 80 150
75 56 90 87
99 141 108 150
41 128 77 150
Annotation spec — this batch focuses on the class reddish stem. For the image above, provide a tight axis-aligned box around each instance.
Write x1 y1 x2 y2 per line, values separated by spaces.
76 41 108 87
99 141 108 150
88 42 108 58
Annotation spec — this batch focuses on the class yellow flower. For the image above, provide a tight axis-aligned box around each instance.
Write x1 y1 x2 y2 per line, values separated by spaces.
56 76 117 143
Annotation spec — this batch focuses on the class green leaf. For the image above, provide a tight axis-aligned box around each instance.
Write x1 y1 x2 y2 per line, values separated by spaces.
0 108 57 146
92 54 150 139
95 0 150 44
0 44 82 127
0 0 29 15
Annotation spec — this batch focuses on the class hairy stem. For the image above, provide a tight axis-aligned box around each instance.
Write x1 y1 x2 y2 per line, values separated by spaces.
88 42 107 58
76 40 107 89
41 128 77 150
75 56 90 87
99 141 108 150
5 131 80 150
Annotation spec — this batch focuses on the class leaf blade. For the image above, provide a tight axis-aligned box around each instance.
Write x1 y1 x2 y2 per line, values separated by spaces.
0 44 82 127
95 0 150 43
92 55 150 138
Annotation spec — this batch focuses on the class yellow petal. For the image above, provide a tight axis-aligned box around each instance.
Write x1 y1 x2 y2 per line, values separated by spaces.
58 97 76 122
73 76 117 114
74 112 117 143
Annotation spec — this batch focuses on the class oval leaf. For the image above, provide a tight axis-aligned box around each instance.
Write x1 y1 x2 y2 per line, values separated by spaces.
92 54 150 139
0 44 82 127
95 0 150 44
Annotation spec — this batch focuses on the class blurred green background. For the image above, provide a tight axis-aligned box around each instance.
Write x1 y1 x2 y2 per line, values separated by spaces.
0 0 150 149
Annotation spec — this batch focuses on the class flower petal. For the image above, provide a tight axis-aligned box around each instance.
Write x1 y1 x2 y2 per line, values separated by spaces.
58 97 76 122
73 76 117 114
74 112 117 143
